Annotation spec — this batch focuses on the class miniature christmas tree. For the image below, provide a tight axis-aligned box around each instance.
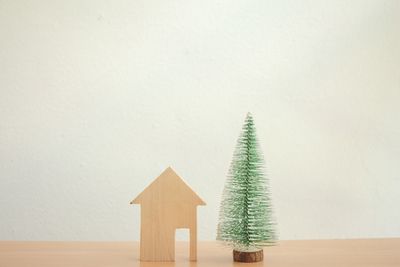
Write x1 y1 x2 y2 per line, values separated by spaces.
217 113 277 262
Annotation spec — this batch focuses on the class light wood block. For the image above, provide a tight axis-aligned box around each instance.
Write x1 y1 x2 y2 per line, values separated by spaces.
1 239 399 267
130 167 205 262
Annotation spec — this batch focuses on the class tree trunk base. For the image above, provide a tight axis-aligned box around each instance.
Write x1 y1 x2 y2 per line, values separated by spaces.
233 249 263 262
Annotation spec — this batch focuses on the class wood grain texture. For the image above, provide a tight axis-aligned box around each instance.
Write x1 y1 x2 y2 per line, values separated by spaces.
130 167 205 262
233 249 263 262
1 239 399 267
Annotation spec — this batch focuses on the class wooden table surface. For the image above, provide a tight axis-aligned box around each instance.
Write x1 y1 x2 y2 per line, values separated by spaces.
1 239 399 267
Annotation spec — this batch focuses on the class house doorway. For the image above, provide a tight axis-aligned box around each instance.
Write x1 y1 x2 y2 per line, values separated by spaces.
175 228 190 261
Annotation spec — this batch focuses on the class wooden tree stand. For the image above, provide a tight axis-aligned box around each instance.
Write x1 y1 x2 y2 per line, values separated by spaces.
233 249 263 263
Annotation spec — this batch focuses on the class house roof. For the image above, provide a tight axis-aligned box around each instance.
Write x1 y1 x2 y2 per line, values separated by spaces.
130 167 206 206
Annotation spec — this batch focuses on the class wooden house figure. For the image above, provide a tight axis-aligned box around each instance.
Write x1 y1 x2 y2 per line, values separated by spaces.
131 167 206 262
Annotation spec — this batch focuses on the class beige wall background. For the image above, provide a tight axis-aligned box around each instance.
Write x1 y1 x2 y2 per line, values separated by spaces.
1 0 399 241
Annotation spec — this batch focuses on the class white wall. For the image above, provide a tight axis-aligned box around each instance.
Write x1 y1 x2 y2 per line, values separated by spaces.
1 0 399 241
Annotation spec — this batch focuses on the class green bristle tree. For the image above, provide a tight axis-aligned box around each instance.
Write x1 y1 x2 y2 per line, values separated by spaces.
217 113 277 262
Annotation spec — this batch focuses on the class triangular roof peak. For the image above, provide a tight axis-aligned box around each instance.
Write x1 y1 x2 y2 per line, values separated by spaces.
130 167 206 205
